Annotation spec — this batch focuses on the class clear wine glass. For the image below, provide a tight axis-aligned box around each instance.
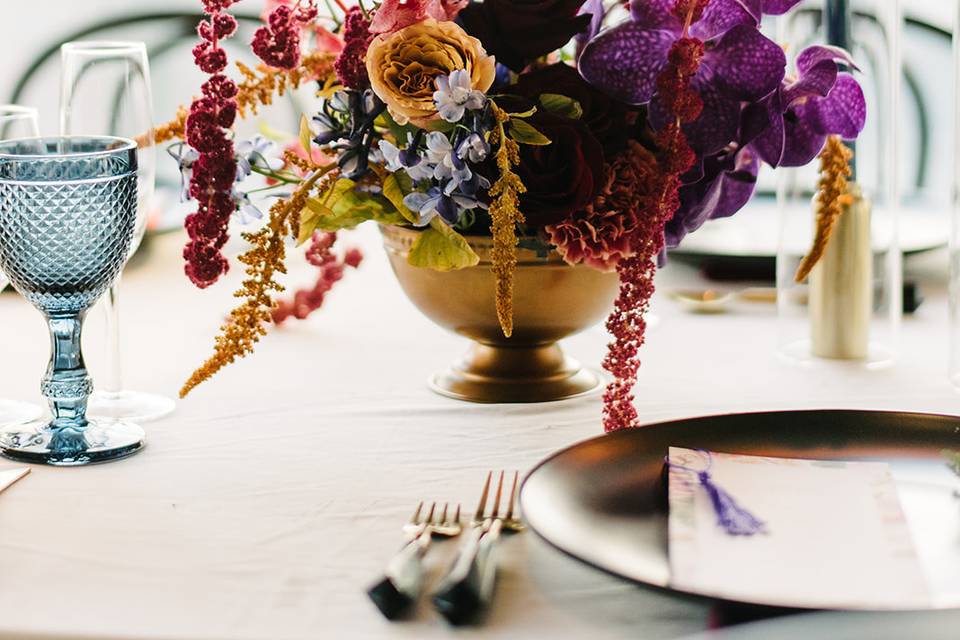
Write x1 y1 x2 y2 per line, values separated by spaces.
0 105 44 428
60 41 175 422
0 136 144 465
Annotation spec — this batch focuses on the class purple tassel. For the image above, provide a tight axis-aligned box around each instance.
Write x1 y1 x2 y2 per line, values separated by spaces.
696 470 767 537
667 450 767 537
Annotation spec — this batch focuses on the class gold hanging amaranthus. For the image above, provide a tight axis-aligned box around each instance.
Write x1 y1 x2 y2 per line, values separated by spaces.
794 135 855 282
486 103 527 337
179 154 339 397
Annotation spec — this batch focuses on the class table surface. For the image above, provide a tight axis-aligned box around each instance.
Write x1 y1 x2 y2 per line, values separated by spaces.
0 224 958 640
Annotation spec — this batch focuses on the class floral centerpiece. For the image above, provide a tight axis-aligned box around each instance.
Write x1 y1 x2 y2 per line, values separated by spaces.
157 0 865 431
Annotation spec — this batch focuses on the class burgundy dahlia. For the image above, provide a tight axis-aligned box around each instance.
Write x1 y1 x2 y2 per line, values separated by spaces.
509 108 605 228
457 0 592 72
511 62 632 156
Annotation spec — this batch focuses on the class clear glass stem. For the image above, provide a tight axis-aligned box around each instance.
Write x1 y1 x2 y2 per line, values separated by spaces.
42 312 92 432
103 277 123 394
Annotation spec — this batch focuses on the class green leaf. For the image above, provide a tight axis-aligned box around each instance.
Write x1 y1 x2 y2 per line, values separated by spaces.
318 189 406 233
509 119 552 146
408 219 480 271
539 93 583 120
378 111 417 146
427 119 456 133
382 173 417 223
298 197 334 245
506 106 538 118
298 178 358 244
298 114 313 156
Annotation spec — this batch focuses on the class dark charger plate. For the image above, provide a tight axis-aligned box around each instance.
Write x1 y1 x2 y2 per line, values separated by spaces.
520 410 960 611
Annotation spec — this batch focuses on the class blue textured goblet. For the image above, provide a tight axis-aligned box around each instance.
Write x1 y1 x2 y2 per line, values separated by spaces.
0 136 143 465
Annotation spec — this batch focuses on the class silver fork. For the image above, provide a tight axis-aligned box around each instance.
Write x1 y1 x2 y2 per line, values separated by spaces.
368 501 462 620
432 471 522 625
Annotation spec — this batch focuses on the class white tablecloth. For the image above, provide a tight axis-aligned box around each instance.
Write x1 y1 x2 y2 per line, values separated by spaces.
0 224 957 640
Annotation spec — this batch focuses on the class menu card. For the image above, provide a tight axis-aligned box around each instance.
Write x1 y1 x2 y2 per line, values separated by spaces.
0 467 29 496
667 447 930 609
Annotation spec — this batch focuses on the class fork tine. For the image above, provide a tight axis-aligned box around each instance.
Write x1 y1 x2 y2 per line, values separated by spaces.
491 471 505 519
505 471 519 521
439 502 448 525
453 503 461 525
475 471 492 520
411 501 424 525
425 501 436 526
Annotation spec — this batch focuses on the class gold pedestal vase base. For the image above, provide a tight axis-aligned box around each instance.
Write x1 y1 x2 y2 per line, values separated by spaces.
430 343 602 403
381 224 619 404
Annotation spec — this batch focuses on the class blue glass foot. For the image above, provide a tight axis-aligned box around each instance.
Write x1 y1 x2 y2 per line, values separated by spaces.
0 419 144 466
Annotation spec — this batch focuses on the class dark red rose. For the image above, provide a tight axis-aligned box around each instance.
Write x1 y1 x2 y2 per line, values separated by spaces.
458 0 591 72
511 109 604 228
512 62 632 156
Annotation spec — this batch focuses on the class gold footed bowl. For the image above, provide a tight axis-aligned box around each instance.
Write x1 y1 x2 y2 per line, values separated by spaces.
381 225 620 403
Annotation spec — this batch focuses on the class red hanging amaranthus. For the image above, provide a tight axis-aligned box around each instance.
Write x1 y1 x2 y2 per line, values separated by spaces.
253 1 318 69
272 232 364 324
334 7 374 90
602 0 709 432
183 0 240 288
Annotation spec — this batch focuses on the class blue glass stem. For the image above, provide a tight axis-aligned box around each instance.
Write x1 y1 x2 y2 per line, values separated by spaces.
43 312 93 432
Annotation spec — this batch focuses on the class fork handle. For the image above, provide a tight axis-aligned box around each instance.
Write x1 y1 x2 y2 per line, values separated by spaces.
431 520 502 625
367 534 429 620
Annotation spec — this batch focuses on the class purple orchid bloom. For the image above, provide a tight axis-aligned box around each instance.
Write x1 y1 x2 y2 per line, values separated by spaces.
575 0 607 55
579 0 788 155
751 46 867 167
666 144 760 248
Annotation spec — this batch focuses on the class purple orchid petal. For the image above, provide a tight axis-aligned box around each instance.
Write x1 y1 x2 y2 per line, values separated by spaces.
579 23 675 105
783 59 838 104
796 45 859 74
762 0 803 15
738 0 763 19
707 25 786 101
667 146 760 247
690 0 759 41
750 91 786 166
629 0 682 32
778 115 828 167
740 96 774 147
712 147 761 220
577 0 607 50
804 72 867 139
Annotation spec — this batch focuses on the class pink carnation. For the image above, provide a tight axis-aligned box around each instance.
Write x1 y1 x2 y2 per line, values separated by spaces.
369 0 468 34
545 141 659 272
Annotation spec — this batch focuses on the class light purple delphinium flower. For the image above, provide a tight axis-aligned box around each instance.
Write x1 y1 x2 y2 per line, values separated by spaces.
433 70 487 123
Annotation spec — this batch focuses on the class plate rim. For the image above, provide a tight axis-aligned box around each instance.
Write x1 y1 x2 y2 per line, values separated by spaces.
519 408 960 612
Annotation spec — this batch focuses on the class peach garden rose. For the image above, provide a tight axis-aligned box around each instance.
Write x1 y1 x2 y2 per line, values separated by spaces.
365 19 495 126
